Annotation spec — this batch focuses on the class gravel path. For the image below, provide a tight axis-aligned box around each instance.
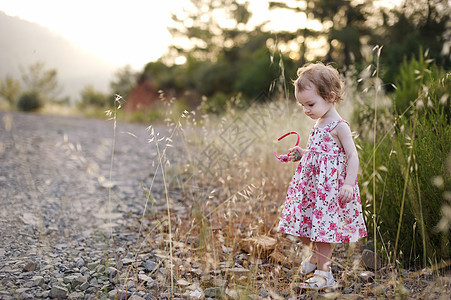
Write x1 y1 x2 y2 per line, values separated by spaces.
0 112 172 299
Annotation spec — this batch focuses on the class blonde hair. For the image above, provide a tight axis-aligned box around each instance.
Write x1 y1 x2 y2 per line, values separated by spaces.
293 62 344 103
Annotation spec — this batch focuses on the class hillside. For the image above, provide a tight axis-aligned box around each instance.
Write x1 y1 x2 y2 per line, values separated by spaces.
0 11 116 102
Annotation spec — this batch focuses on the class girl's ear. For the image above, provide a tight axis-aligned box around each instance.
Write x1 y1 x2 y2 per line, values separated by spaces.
328 91 337 102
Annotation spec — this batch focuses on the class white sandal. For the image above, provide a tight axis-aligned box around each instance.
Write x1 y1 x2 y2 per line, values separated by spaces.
300 256 317 275
299 270 336 290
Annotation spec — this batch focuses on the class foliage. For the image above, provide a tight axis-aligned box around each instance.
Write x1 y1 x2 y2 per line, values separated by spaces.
168 0 252 61
234 46 286 99
145 0 448 119
117 108 164 123
141 61 181 91
78 85 110 108
0 75 21 107
192 59 236 97
20 61 62 103
109 65 138 100
199 92 229 114
358 59 450 268
144 30 298 114
394 52 450 116
17 91 42 112
376 0 450 85
132 0 451 120
269 0 372 67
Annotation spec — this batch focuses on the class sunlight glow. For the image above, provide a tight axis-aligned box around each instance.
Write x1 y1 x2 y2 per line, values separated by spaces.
0 0 180 69
0 0 403 69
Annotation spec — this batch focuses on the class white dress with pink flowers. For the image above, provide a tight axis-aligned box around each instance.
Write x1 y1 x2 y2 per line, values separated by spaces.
278 119 367 243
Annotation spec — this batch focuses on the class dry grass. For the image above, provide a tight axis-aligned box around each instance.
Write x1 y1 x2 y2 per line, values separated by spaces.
124 90 450 299
99 52 450 298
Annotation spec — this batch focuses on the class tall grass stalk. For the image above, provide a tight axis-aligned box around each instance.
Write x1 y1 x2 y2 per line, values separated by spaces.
414 161 427 268
372 45 382 283
145 106 191 296
393 111 418 266
155 136 174 296
105 94 123 240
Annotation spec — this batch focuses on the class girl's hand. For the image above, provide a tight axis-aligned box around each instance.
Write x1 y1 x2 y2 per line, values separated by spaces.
288 146 304 161
338 184 354 203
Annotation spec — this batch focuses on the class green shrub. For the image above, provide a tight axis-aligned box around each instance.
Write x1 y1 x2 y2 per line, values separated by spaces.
360 108 450 268
116 109 163 123
200 92 230 114
78 85 110 108
394 53 449 117
358 61 450 268
17 91 42 111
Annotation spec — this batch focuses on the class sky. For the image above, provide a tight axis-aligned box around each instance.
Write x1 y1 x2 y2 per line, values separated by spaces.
0 0 183 70
0 0 401 71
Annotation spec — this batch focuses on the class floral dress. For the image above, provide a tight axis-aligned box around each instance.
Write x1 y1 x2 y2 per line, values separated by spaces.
278 119 367 243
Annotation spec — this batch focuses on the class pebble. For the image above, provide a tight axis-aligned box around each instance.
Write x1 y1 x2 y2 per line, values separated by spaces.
138 273 154 284
121 258 135 265
204 287 223 298
107 266 118 278
63 274 79 285
87 262 98 270
361 249 382 270
16 288 30 295
145 260 158 272
31 275 45 287
22 261 37 272
258 289 269 297
129 295 146 300
20 291 33 300
79 281 90 291
75 258 85 269
189 289 203 299
358 270 375 282
108 289 132 300
49 285 69 299
68 292 85 300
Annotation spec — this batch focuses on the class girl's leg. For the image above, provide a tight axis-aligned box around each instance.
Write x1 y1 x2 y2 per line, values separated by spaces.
300 242 335 288
315 242 332 271
299 237 316 263
299 239 333 268
299 237 312 246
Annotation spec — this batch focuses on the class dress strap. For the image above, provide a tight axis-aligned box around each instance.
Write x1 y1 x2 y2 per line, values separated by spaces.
327 119 349 131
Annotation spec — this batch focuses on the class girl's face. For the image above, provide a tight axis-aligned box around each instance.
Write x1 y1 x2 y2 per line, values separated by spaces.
295 86 334 120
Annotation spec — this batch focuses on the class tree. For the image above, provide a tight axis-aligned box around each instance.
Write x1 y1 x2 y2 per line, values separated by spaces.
234 33 297 99
374 0 450 85
269 0 372 68
78 85 109 108
110 65 138 100
141 61 182 91
0 75 21 107
20 61 62 103
168 0 252 62
311 0 371 66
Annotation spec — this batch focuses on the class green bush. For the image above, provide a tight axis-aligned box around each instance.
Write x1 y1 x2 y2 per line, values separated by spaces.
78 85 110 108
358 60 450 269
17 91 42 111
200 92 230 114
394 53 450 116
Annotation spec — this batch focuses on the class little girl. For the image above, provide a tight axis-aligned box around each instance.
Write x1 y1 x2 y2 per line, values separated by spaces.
278 62 367 290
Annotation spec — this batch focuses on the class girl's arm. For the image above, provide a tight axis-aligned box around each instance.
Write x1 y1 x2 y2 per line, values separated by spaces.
335 123 359 203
